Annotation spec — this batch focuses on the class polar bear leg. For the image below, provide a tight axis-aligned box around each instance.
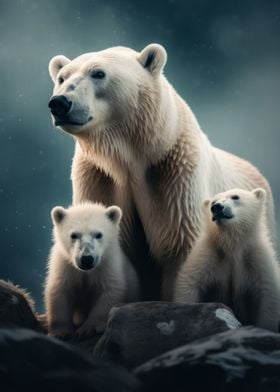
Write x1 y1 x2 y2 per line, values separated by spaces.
161 261 184 301
76 292 113 335
72 152 115 206
255 288 280 332
47 285 75 337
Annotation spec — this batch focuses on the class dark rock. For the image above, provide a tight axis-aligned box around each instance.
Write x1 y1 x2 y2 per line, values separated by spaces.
135 326 280 392
94 301 240 367
0 328 140 392
0 279 44 332
65 330 104 353
0 278 103 352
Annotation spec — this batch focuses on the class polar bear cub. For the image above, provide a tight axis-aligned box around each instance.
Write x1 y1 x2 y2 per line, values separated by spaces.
45 202 139 337
174 188 280 331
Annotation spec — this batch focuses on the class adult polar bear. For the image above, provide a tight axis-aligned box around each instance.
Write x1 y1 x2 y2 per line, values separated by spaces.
48 44 275 300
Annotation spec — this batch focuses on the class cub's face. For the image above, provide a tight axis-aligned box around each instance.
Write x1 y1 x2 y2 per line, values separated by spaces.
204 188 266 229
48 44 167 135
51 203 122 271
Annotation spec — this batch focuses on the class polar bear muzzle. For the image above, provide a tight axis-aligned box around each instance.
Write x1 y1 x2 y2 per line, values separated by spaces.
48 94 92 128
77 254 97 271
211 202 233 222
48 95 72 117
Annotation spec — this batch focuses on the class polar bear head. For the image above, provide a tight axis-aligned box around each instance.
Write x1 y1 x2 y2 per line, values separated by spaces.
48 44 167 143
203 188 266 232
51 203 122 271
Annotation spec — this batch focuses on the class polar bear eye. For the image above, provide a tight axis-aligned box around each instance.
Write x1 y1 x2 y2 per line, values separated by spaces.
58 76 64 85
71 232 80 240
95 232 103 239
231 195 240 200
91 70 105 79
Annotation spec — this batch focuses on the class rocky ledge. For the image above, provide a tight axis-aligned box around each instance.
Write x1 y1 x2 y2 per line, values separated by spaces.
0 327 140 392
94 301 240 367
135 326 280 391
1 280 280 391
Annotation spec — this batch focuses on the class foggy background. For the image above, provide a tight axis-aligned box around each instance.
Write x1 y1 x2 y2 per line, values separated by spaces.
0 0 279 310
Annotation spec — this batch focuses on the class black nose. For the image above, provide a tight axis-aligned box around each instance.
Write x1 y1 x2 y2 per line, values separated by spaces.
48 95 72 117
211 203 224 214
79 255 95 270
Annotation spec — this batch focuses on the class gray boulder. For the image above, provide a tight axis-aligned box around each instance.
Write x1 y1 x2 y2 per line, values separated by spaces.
0 328 140 392
94 301 240 367
135 326 280 392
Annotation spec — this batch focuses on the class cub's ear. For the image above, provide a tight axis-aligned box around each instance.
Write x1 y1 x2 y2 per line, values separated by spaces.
252 188 266 201
203 199 211 208
49 55 71 82
51 206 67 224
138 44 167 76
105 206 122 225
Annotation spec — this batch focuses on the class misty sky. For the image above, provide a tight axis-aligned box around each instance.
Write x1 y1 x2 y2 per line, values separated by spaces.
0 0 280 310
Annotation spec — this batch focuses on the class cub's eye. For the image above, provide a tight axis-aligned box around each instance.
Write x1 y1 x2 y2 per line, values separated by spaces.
58 76 64 84
91 70 105 79
71 232 80 240
95 232 103 239
231 195 240 200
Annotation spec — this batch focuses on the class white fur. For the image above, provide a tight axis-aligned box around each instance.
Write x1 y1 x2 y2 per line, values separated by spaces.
174 188 280 332
48 44 275 300
45 202 139 337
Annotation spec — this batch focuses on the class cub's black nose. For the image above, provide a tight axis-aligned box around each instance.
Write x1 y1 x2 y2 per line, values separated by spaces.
79 255 95 270
48 95 72 117
211 203 224 214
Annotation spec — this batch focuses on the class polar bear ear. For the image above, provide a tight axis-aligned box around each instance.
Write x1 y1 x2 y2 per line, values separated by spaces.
105 206 122 225
252 188 266 201
49 55 71 82
138 44 167 76
51 206 67 224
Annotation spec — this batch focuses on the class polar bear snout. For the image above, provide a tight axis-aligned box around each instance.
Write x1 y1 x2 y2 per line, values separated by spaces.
48 95 72 117
211 202 233 222
211 202 224 221
77 255 96 271
48 94 93 130
211 203 223 215
75 243 99 271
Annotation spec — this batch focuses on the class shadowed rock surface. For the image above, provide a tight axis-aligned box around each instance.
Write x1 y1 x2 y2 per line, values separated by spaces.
0 279 44 332
0 328 140 392
66 331 104 353
135 326 280 392
2 279 280 391
94 301 240 368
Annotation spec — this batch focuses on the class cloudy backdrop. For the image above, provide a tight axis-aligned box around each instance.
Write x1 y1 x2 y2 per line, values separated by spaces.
0 0 280 310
